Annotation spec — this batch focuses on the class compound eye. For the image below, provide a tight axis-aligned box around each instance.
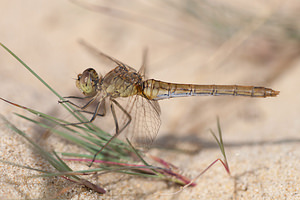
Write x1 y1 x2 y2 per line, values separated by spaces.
77 73 82 81
75 68 99 96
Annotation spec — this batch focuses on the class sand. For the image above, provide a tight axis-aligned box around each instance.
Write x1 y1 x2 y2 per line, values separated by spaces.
0 1 299 199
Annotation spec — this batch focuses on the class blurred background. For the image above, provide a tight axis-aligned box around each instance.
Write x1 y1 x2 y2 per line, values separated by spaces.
0 0 299 199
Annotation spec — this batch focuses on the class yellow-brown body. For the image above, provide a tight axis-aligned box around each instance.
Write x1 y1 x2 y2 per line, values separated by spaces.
66 45 279 166
142 79 279 100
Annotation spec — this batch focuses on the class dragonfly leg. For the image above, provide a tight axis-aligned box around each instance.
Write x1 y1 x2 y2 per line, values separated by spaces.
89 99 131 167
75 110 105 117
61 95 91 99
59 95 98 110
61 98 105 126
73 97 106 116
112 99 132 133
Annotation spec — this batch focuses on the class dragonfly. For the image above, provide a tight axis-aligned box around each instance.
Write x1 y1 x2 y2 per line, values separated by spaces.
60 42 279 166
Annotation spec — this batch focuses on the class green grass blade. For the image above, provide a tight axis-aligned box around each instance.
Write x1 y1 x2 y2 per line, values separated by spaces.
210 117 230 174
0 42 196 190
0 43 62 100
0 42 101 132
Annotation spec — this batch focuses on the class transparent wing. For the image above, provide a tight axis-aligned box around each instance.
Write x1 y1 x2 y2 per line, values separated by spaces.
115 95 161 148
79 40 160 147
138 48 148 79
79 39 137 72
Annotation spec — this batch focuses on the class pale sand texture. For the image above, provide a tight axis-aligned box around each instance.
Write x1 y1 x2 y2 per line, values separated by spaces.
0 1 299 199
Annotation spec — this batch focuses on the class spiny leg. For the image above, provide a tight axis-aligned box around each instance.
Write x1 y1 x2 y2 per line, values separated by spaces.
76 110 105 117
89 98 132 167
62 98 105 126
112 99 132 133
60 95 91 99
58 95 98 110
75 97 106 116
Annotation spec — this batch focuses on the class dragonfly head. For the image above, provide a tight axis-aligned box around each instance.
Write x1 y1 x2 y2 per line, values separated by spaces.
76 68 102 96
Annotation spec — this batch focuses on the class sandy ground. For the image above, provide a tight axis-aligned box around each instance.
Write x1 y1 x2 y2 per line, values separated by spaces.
0 0 299 199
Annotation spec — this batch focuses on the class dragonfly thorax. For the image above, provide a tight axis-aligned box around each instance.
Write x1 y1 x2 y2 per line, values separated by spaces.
101 66 143 98
76 68 102 97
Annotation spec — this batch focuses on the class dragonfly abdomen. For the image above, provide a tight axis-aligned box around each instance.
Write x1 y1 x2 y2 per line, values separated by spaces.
142 79 279 100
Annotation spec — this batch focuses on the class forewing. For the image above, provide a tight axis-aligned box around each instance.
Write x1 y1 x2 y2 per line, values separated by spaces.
138 48 148 79
79 40 160 147
79 40 138 72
